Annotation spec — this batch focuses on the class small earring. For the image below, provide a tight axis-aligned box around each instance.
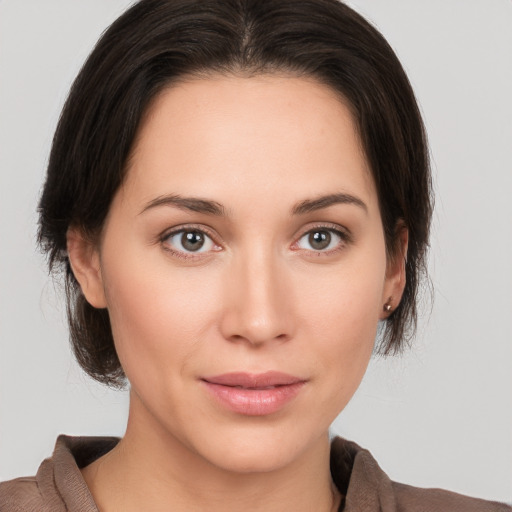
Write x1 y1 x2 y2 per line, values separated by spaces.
383 297 393 313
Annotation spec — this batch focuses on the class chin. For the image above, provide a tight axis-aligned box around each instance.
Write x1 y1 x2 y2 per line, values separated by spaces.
203 440 302 474
189 422 326 475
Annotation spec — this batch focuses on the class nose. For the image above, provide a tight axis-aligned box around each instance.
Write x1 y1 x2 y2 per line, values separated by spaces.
219 248 294 346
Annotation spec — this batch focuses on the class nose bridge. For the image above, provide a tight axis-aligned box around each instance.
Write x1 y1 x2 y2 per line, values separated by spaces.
221 243 291 345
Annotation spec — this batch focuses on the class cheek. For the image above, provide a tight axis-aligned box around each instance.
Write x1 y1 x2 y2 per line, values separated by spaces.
303 245 387 340
305 290 379 422
308 281 379 377
100 250 220 384
298 244 387 401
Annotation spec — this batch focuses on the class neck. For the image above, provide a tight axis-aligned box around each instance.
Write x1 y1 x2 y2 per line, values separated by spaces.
82 393 341 512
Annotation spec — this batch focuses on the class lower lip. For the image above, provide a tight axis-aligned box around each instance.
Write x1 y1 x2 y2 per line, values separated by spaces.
202 381 305 416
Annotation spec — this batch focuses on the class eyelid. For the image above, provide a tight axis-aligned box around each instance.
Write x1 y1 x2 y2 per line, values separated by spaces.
159 223 223 258
291 222 353 253
159 223 219 241
296 222 352 240
156 222 352 259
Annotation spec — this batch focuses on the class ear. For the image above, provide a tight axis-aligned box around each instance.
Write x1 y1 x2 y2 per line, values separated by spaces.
380 223 408 319
66 227 107 309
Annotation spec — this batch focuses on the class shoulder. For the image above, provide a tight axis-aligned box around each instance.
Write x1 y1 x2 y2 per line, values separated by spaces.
0 460 61 512
0 477 39 512
330 437 511 512
391 481 511 512
0 435 119 512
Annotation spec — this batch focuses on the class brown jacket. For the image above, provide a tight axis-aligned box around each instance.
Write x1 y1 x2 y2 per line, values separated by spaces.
0 435 510 511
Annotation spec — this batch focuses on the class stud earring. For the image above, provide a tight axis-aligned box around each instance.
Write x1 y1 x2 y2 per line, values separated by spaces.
383 297 393 313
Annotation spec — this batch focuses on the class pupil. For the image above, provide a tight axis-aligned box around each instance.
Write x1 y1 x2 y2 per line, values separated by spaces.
309 231 331 250
182 231 204 251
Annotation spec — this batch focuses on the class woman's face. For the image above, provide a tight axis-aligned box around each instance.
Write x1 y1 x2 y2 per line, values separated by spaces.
73 75 403 473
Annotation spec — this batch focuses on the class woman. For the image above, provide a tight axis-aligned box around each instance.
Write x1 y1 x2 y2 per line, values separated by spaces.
1 0 510 510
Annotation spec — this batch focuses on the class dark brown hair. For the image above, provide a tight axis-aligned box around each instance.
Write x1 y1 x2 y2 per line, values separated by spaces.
38 0 432 386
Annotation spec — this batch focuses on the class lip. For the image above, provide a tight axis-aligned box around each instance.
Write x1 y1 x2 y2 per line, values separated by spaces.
201 371 306 416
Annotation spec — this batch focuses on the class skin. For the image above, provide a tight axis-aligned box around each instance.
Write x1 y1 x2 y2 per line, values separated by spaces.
68 74 406 512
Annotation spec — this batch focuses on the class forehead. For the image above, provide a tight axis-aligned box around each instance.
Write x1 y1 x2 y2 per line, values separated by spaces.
123 74 376 212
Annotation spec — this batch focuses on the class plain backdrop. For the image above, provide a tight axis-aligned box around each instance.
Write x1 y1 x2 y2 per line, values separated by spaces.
0 0 511 503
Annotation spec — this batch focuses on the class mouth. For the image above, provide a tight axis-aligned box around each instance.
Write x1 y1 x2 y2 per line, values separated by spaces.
201 371 306 416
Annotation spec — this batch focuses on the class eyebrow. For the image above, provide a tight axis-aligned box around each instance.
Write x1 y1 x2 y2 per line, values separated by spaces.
292 193 368 215
139 194 226 216
139 191 367 217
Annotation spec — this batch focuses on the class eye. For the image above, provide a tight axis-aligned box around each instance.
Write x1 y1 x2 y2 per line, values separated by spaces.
163 229 217 255
295 228 346 253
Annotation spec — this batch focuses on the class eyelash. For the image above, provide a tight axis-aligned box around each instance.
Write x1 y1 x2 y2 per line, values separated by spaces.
159 224 221 260
159 223 352 260
292 223 352 256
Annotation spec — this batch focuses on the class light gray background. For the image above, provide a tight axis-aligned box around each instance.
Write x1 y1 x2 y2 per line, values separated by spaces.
1 0 511 503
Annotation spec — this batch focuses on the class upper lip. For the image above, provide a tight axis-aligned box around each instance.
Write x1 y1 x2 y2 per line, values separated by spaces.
202 371 305 389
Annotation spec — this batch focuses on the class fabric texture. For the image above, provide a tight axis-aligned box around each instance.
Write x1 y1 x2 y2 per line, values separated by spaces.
1 435 510 511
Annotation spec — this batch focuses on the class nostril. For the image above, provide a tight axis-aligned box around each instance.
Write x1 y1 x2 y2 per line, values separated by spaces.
227 332 289 346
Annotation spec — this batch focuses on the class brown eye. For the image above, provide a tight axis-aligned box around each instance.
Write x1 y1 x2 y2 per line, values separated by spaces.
163 229 216 254
181 231 205 251
296 227 346 253
308 230 331 250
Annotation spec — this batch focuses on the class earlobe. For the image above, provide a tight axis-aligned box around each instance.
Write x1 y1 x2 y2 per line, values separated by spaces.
66 228 107 309
381 225 408 319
